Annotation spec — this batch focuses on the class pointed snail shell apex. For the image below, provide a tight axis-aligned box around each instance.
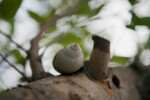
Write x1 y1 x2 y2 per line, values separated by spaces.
53 43 84 74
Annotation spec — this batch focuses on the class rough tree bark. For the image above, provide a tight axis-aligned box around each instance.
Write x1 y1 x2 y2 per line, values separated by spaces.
0 36 150 100
0 65 149 100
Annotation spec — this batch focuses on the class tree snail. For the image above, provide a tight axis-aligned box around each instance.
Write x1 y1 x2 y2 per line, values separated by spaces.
53 43 84 74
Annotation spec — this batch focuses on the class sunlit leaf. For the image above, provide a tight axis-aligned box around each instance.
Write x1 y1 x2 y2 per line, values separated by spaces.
0 0 22 21
111 56 130 65
75 2 90 15
58 33 82 46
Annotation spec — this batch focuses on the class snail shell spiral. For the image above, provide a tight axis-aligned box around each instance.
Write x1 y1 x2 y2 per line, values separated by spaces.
53 43 84 74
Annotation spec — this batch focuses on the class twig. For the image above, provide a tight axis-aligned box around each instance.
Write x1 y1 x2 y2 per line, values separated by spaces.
0 53 30 82
40 34 64 57
29 0 89 80
0 30 27 54
40 0 89 34
0 54 9 65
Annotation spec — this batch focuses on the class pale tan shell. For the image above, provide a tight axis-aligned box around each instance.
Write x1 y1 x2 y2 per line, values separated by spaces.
53 43 84 74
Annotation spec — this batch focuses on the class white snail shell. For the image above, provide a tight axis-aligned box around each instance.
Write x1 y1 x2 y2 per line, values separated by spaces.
53 43 84 74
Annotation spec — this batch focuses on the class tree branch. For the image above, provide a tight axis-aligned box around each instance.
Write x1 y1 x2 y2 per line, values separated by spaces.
28 0 89 80
0 53 30 82
40 33 64 57
0 30 27 54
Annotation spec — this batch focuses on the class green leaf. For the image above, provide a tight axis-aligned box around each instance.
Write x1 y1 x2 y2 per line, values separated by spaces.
80 27 92 36
10 20 15 36
0 0 22 21
126 24 135 30
128 0 139 5
47 9 55 18
88 4 104 17
135 17 150 28
126 12 137 29
127 12 150 29
111 56 130 65
11 49 25 66
27 10 45 22
57 33 90 58
67 20 77 27
58 33 82 46
75 2 90 15
28 9 55 23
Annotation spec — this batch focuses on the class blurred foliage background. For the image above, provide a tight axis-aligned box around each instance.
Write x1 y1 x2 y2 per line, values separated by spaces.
0 0 150 92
